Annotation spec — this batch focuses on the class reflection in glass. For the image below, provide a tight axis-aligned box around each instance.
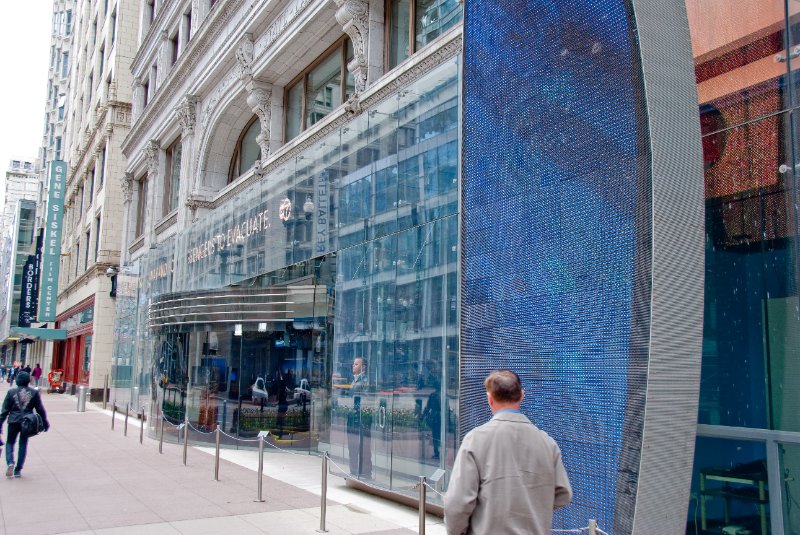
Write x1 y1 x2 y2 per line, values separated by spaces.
690 437 770 534
307 50 343 130
286 82 303 141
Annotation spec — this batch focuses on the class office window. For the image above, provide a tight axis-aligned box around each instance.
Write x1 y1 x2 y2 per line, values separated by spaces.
183 9 192 44
99 45 105 76
285 38 354 141
98 145 106 188
228 116 260 183
50 46 56 68
79 184 84 214
55 137 61 160
92 18 97 44
146 0 156 24
387 0 461 69
143 79 150 107
65 10 72 35
62 52 69 78
104 0 109 15
135 177 148 238
74 243 79 277
88 72 93 101
171 33 179 65
94 215 101 261
164 140 182 215
88 166 96 202
111 10 117 45
84 230 90 270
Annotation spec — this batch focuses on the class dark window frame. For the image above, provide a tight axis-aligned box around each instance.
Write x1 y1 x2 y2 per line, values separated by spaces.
227 115 260 184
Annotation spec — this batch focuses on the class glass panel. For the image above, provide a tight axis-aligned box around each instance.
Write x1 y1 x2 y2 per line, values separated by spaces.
698 112 799 431
415 0 461 52
82 335 92 384
306 48 343 130
689 437 771 534
779 443 800 533
688 0 789 131
238 120 260 176
389 0 411 69
286 82 303 141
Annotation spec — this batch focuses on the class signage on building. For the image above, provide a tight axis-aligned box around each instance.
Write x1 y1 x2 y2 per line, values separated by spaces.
18 255 36 327
185 208 270 265
19 229 44 327
38 160 66 321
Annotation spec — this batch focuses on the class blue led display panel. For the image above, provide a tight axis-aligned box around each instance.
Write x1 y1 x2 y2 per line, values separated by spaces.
462 1 651 531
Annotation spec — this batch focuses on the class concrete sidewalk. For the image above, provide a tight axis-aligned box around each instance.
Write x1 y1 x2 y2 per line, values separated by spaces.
0 387 446 535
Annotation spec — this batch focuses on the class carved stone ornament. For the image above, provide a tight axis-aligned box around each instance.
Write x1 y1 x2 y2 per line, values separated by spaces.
145 140 160 176
236 33 255 82
246 84 272 158
332 0 369 93
176 94 199 137
344 94 362 116
121 172 134 203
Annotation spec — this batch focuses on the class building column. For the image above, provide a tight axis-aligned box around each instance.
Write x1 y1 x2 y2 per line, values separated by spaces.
120 172 134 264
132 78 145 122
144 140 160 247
175 94 198 228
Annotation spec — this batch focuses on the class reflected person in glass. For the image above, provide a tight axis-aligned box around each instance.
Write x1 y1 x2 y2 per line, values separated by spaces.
347 357 373 478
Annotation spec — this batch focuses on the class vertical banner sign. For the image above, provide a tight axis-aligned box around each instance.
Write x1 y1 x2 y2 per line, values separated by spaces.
18 255 36 327
38 160 66 321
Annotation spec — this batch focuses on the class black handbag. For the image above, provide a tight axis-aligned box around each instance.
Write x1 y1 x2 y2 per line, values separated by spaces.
15 392 44 437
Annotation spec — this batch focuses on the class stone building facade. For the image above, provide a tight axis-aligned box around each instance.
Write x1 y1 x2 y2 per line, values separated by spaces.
54 0 140 395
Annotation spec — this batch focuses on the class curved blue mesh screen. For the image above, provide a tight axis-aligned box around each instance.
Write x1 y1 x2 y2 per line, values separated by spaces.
461 1 651 531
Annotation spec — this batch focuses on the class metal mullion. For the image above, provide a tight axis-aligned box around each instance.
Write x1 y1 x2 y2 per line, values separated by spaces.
767 439 785 535
409 0 416 55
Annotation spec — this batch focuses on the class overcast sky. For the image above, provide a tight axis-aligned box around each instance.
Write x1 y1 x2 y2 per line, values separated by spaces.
0 3 53 173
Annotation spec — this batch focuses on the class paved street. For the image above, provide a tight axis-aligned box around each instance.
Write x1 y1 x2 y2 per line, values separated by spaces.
0 389 445 535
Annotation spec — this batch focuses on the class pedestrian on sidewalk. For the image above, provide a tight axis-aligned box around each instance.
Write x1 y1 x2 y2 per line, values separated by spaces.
0 371 50 478
444 370 572 535
32 364 43 388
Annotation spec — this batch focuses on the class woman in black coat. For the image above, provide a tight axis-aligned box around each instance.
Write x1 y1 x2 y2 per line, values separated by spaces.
0 371 50 477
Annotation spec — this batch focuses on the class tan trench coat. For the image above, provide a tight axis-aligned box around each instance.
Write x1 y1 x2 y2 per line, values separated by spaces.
444 411 572 535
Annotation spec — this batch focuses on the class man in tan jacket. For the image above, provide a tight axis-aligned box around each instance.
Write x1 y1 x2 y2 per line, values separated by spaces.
444 370 572 535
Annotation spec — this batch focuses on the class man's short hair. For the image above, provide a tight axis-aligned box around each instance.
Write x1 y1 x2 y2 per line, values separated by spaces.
355 357 367 368
484 370 522 403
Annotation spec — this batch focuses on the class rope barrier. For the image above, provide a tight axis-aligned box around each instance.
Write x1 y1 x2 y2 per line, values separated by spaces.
186 421 215 435
422 480 445 498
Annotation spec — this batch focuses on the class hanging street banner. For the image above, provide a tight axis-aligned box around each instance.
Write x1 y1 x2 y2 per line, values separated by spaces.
38 160 66 322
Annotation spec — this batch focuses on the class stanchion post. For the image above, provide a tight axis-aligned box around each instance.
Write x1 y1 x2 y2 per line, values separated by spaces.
255 436 265 502
124 403 129 436
183 414 189 465
103 375 108 410
588 519 598 535
317 451 329 533
159 415 164 454
139 410 145 444
214 425 221 481
418 476 426 535
111 402 116 430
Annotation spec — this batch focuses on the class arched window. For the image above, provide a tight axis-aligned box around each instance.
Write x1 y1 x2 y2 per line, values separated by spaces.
228 116 261 183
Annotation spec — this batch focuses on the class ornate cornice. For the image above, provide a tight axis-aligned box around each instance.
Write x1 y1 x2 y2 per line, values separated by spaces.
66 101 131 187
175 94 199 137
332 0 369 93
154 210 178 235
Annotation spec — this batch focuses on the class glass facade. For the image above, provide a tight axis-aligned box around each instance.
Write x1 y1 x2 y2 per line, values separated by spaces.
115 57 459 495
687 0 800 532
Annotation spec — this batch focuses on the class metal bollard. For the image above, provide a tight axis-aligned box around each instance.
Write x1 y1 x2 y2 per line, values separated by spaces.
418 476 426 535
588 519 598 535
111 403 116 430
139 410 145 444
214 425 221 481
103 375 108 410
317 451 329 533
183 414 189 465
124 403 130 436
159 415 164 454
255 436 265 502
